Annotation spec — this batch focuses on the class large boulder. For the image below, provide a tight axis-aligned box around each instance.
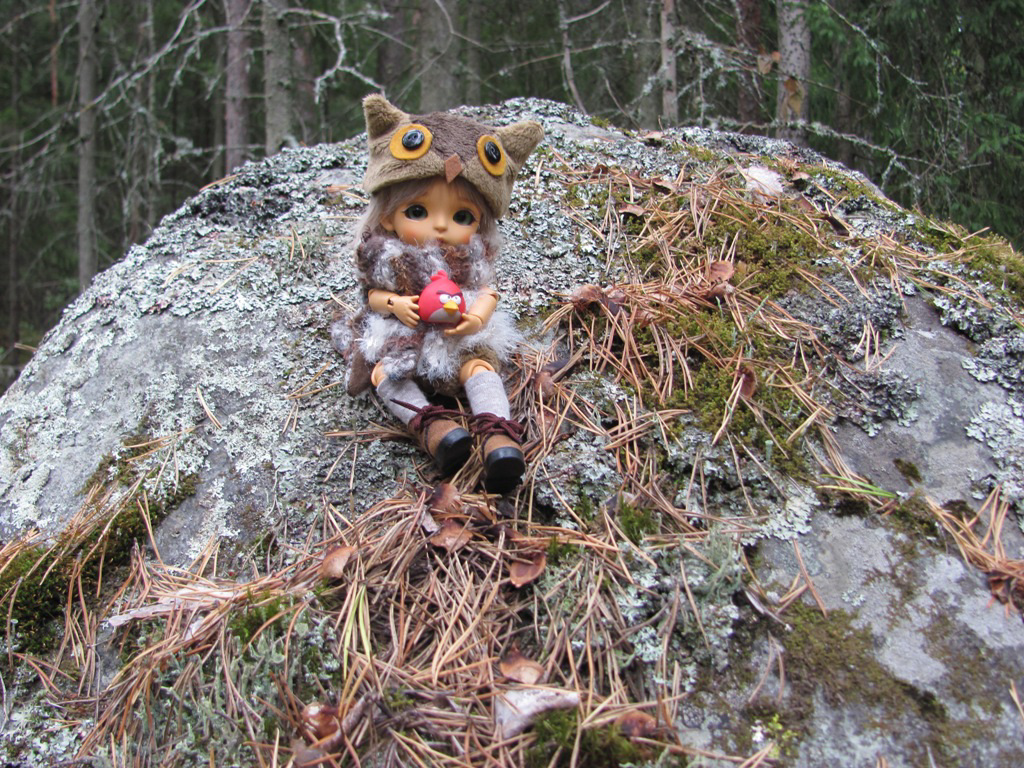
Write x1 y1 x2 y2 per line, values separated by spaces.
2 99 1023 766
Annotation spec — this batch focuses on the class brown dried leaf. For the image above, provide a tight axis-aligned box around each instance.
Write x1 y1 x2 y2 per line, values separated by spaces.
705 260 736 300
570 284 606 313
652 177 677 193
293 745 331 768
783 77 804 117
301 702 341 742
541 356 572 376
757 52 775 75
706 281 735 300
604 287 628 317
615 709 658 739
737 364 757 399
428 482 462 515
429 519 473 552
500 650 545 684
494 687 580 738
509 550 546 587
794 196 817 214
641 131 664 145
535 370 556 401
617 202 646 218
320 545 356 580
707 261 735 283
825 213 850 236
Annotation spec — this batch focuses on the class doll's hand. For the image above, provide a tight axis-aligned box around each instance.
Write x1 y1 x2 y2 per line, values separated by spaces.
444 312 484 336
390 295 420 328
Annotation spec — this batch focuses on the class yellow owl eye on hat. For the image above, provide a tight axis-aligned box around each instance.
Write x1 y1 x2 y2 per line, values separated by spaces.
361 94 544 218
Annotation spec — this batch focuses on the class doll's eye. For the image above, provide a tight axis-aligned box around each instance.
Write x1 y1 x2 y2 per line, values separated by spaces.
389 124 433 160
403 204 428 220
476 135 507 176
453 209 477 226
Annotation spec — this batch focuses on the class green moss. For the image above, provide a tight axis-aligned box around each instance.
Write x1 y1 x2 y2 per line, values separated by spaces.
82 433 152 491
228 593 286 646
813 167 876 200
674 143 719 165
701 215 821 299
732 706 801 760
574 489 597 524
963 234 1024 303
525 709 655 768
547 537 582 567
882 492 941 541
892 458 922 484
779 601 993 762
784 602 894 705
618 498 658 545
0 547 66 653
2 438 198 655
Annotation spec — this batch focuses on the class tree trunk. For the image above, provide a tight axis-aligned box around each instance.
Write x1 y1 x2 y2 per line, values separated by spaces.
735 0 763 127
622 1 657 128
417 0 460 112
77 0 99 290
225 0 251 172
128 0 158 248
6 11 21 358
262 0 292 155
660 0 678 125
376 0 407 94
557 0 586 114
775 0 810 145
291 25 317 144
460 0 482 105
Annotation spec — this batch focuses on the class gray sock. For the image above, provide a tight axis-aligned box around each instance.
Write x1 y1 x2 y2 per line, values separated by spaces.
463 370 511 419
376 377 429 425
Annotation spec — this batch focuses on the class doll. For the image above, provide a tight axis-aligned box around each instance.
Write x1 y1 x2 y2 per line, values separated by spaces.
345 94 544 493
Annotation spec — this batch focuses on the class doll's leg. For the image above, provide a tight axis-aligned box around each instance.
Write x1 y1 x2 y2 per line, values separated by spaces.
460 359 525 493
372 363 471 475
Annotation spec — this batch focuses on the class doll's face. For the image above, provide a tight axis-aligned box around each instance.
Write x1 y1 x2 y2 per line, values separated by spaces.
381 179 482 246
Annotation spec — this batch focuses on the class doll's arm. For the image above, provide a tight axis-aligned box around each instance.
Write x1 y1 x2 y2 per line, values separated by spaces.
368 288 420 329
445 287 499 337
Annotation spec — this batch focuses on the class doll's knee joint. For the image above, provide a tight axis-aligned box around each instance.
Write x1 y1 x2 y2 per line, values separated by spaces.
370 362 388 388
459 359 495 384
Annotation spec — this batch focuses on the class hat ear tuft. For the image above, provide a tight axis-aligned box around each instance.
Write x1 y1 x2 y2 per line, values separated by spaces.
363 94 408 140
496 121 544 169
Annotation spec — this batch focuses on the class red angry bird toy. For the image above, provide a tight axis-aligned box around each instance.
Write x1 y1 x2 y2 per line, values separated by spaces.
418 270 465 325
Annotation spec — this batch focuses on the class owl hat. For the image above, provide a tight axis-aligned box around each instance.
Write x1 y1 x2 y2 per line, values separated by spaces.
362 94 544 218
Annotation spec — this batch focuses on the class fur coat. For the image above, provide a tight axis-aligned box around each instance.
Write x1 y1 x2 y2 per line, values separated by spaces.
349 233 520 389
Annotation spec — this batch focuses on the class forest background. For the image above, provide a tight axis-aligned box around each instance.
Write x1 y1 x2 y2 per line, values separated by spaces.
2 0 1022 390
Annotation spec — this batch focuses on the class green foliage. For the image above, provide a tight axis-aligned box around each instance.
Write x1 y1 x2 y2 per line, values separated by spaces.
617 498 658 545
1 437 197 654
228 593 287 647
525 709 648 768
804 0 1024 248
0 547 67 654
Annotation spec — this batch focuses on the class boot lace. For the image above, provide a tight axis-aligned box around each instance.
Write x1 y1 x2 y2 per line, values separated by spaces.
471 412 525 441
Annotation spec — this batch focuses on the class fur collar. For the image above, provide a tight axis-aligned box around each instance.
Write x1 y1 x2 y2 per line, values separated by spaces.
355 233 496 295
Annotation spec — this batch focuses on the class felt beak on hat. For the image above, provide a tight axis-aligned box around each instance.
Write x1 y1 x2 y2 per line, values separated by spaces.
444 154 464 183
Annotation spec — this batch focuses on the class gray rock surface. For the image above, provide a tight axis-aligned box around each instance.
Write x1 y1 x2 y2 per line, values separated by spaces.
2 98 1023 766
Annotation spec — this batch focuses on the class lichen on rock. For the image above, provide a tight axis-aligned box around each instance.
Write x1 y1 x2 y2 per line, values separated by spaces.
3 98 1024 767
